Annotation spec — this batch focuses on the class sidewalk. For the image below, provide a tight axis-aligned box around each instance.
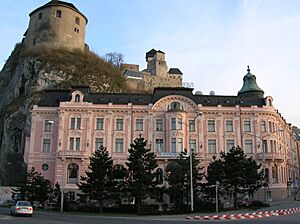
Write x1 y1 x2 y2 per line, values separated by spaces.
186 197 300 220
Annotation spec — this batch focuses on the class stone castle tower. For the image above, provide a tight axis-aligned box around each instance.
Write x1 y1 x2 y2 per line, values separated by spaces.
23 0 88 50
122 49 183 92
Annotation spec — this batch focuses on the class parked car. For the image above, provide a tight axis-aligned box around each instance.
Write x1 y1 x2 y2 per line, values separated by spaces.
10 201 33 216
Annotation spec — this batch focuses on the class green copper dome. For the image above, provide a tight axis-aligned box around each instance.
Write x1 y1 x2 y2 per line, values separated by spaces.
238 66 264 97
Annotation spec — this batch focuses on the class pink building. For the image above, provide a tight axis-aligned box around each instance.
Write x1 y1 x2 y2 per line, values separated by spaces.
24 68 299 201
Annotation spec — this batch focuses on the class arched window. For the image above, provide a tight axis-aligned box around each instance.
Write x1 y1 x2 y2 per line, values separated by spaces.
38 12 42 20
75 17 80 25
68 163 79 184
75 94 80 102
56 10 62 18
156 168 163 184
168 102 182 111
113 164 127 180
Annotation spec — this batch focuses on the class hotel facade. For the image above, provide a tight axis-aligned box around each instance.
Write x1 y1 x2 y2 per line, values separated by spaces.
24 68 299 201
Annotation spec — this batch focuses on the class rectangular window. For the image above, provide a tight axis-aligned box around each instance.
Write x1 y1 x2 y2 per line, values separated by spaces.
156 119 163 131
245 139 253 153
70 118 76 129
135 119 143 131
261 121 266 132
56 10 62 18
69 137 74 151
42 139 51 153
156 139 164 153
75 138 81 151
189 120 195 132
177 138 183 152
44 120 52 132
70 117 81 130
171 138 176 153
226 139 234 151
178 118 183 130
95 138 104 151
76 118 81 129
207 120 215 132
189 139 196 151
96 118 104 130
208 139 216 154
171 118 176 130
262 139 268 153
115 138 124 153
244 120 251 132
116 119 123 131
270 140 277 153
226 120 233 132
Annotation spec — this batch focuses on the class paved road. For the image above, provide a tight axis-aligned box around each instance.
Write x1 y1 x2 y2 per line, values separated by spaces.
1 205 300 224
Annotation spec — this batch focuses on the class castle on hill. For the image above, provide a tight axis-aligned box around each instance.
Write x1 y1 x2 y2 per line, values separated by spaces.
22 0 183 92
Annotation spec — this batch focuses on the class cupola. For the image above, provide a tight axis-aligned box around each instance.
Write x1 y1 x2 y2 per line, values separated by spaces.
238 66 264 97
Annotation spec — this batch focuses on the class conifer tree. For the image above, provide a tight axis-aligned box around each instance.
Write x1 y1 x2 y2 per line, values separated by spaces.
166 150 204 211
206 147 263 208
78 145 114 213
13 167 51 206
126 136 158 214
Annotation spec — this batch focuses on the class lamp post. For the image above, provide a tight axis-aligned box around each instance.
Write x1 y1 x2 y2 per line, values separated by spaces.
182 112 202 213
245 129 284 203
48 120 66 213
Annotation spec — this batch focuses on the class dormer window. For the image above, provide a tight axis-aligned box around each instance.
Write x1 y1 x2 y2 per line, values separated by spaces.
75 94 80 102
168 102 183 111
56 10 62 18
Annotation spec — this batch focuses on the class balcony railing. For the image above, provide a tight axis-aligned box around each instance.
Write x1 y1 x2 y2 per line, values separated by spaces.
57 150 89 159
256 152 285 161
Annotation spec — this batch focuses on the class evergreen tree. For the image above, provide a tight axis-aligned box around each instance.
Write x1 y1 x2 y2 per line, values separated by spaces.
77 145 114 213
205 147 263 208
13 167 51 206
166 150 204 211
125 136 158 214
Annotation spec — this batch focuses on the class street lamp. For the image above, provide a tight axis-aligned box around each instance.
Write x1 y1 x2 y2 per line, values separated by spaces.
182 112 202 213
245 129 284 203
48 120 66 213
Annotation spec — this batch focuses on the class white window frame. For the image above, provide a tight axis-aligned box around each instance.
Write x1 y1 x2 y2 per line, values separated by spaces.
225 120 233 132
135 119 143 131
115 138 124 153
208 139 216 154
42 139 51 153
116 119 124 131
96 118 104 130
207 120 215 132
245 139 253 153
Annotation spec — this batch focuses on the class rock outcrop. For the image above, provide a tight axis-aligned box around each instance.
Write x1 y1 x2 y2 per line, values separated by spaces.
0 43 127 185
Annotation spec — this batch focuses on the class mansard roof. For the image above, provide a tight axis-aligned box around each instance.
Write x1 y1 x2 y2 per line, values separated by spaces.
168 68 183 75
38 87 266 107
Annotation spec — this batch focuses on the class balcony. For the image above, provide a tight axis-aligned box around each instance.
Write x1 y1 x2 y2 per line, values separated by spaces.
57 150 90 159
256 152 285 161
157 152 180 158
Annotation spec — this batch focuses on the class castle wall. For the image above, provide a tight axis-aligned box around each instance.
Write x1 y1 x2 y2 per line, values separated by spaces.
24 6 86 50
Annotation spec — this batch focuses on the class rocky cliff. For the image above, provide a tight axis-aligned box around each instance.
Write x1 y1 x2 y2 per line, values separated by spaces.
0 43 128 185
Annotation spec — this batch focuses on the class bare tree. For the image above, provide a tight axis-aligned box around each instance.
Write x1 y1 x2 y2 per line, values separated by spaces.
103 52 124 69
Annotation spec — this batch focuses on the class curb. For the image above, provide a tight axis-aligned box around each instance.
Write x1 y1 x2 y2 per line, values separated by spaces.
186 207 300 220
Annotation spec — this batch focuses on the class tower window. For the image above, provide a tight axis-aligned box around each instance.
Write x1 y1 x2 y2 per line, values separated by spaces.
56 10 62 18
75 17 80 25
38 13 42 20
75 94 80 102
74 28 79 33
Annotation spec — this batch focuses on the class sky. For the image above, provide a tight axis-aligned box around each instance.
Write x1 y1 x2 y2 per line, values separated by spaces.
0 0 299 127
